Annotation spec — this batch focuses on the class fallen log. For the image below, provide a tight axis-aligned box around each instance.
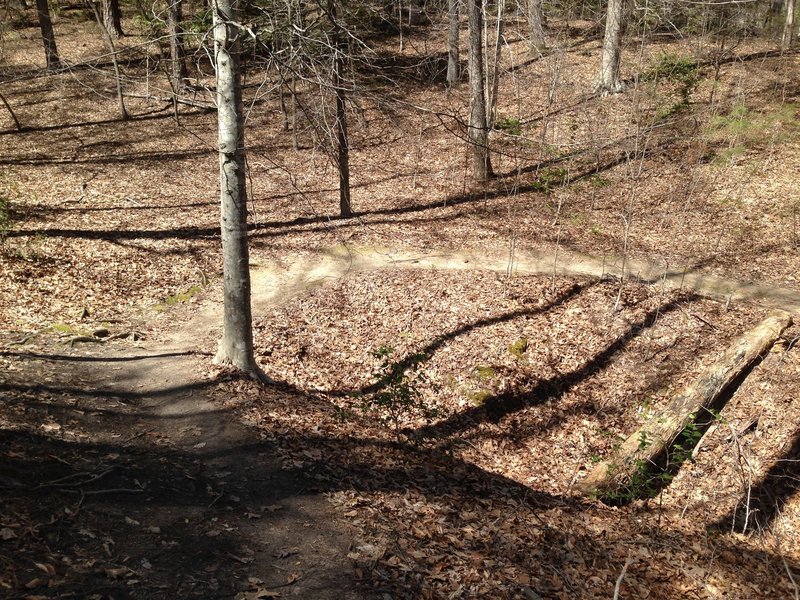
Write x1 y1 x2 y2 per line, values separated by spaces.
578 310 793 499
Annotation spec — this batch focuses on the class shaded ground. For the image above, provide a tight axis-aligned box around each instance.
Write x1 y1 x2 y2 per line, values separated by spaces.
0 343 368 599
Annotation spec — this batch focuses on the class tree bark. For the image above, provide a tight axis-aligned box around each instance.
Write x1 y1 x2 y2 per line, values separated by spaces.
167 0 187 93
87 0 129 120
527 0 546 55
36 0 61 70
596 0 624 94
578 310 793 498
486 0 504 130
212 0 261 376
783 0 796 50
446 0 460 90
330 0 353 218
103 0 124 37
467 0 492 181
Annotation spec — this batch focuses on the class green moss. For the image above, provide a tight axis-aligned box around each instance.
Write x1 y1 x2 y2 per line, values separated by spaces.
50 322 86 336
508 338 528 359
468 389 492 407
473 365 497 381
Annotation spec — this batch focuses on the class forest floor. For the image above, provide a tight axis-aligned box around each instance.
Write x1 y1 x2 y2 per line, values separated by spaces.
2 7 800 600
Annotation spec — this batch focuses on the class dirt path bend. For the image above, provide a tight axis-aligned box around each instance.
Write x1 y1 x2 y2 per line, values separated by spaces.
240 245 800 319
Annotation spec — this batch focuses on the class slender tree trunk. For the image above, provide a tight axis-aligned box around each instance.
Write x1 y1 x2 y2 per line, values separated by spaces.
783 0 796 49
88 0 129 120
446 0 460 90
467 0 492 181
486 0 504 130
291 75 299 150
527 0 546 55
167 0 187 93
36 0 61 70
212 0 261 376
103 0 124 37
597 0 624 94
330 0 353 218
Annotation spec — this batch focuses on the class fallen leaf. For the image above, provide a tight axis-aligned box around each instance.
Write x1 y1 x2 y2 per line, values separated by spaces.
34 563 55 576
286 572 301 585
0 528 17 540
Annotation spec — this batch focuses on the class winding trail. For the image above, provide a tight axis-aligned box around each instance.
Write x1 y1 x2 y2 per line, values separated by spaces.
241 245 800 318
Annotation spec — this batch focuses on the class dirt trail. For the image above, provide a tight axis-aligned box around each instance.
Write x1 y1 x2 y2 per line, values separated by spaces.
242 244 800 318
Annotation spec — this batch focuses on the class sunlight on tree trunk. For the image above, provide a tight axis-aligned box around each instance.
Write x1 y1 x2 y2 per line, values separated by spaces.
527 0 547 55
330 0 353 218
467 0 492 181
36 0 60 70
87 0 129 120
446 0 460 91
597 0 624 95
783 0 796 50
212 0 262 377
103 0 124 37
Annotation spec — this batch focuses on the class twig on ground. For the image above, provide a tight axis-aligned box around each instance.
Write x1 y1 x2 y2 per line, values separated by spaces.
613 555 634 600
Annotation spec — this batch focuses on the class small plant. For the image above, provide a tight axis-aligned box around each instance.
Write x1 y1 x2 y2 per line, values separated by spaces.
362 346 438 431
532 167 567 194
494 117 522 136
644 53 699 84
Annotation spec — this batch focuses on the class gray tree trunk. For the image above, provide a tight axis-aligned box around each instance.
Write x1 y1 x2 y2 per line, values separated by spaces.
88 0 129 120
36 0 61 70
486 0 504 130
596 0 624 94
527 0 546 55
467 0 492 181
783 0 796 49
212 0 260 376
330 0 353 218
446 0 460 90
167 0 187 93
103 0 124 37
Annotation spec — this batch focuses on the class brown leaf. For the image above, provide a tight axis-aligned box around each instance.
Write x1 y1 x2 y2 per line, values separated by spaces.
34 563 55 576
286 572 301 585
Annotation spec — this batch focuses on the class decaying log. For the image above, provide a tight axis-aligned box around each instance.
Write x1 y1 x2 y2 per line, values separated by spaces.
578 310 793 498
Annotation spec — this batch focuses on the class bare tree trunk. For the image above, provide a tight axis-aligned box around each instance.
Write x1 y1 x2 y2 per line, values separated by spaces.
291 75 299 150
103 0 124 37
212 0 261 376
167 0 187 93
597 0 624 94
783 0 796 50
486 0 504 130
446 0 460 90
467 0 492 181
36 0 61 70
527 0 546 55
330 0 353 218
87 0 129 120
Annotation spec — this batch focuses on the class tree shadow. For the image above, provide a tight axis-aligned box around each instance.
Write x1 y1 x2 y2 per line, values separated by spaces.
714 427 800 535
414 295 689 440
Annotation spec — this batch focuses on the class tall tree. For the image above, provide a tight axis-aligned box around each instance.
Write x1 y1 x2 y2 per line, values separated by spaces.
35 0 61 70
467 0 492 181
527 0 547 55
329 0 353 218
88 0 129 119
783 0 796 49
597 0 624 94
446 0 460 90
103 0 124 37
212 0 261 376
167 0 188 93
